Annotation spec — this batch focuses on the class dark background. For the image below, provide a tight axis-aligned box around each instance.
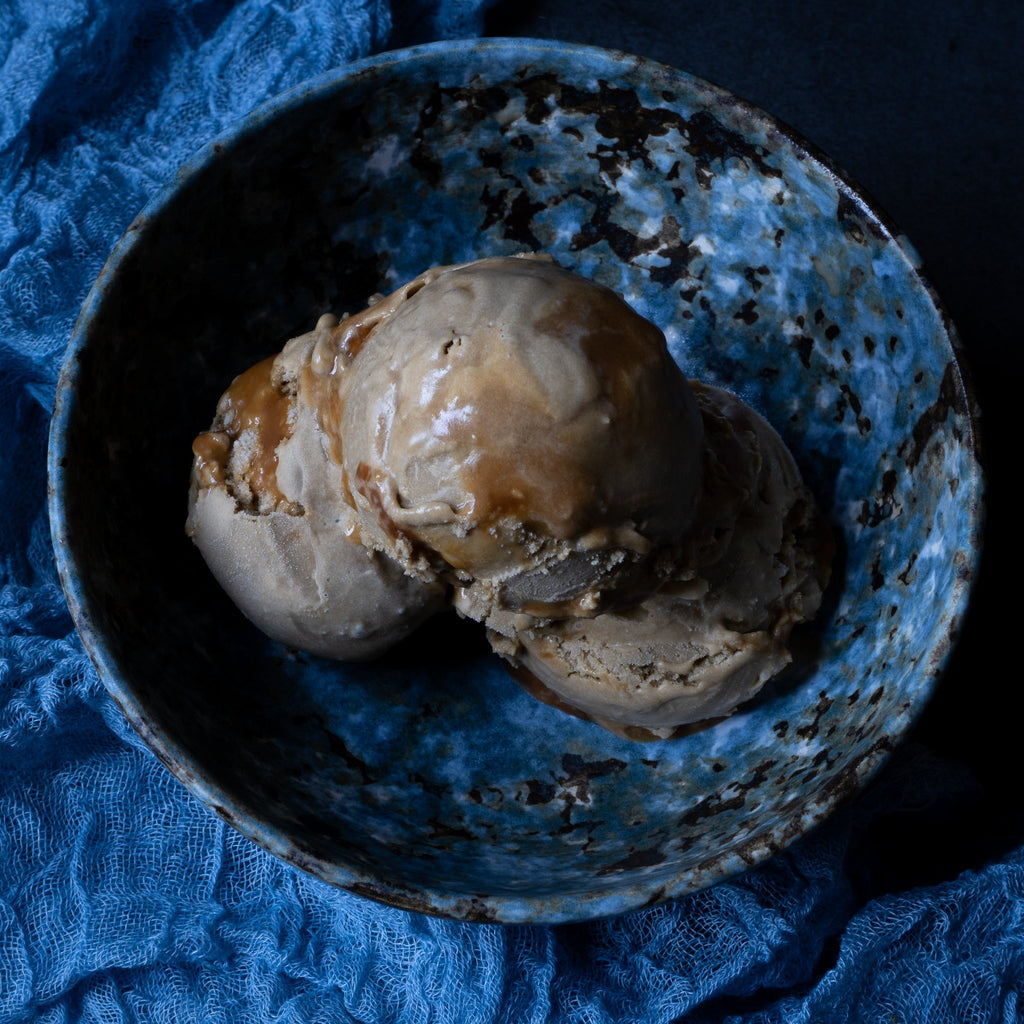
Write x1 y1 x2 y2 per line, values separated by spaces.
480 0 1023 889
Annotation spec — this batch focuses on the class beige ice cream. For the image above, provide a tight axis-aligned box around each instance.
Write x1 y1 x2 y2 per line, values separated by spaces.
187 254 831 737
503 384 833 740
186 324 444 660
323 255 704 631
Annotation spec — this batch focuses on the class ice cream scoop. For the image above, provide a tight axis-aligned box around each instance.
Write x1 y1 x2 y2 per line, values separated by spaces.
314 254 704 629
186 325 445 660
500 385 833 739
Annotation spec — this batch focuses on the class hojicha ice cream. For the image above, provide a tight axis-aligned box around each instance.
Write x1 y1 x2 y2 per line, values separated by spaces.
329 255 705 632
502 383 832 739
186 322 445 660
187 254 831 737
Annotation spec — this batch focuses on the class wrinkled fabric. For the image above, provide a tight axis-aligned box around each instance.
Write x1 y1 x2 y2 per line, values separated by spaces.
2 2 1023 1022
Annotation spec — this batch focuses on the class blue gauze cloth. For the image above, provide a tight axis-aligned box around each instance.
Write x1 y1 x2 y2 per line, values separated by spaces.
2 2 1023 1021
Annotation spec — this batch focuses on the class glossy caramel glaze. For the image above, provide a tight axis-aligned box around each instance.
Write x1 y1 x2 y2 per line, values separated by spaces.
191 355 295 513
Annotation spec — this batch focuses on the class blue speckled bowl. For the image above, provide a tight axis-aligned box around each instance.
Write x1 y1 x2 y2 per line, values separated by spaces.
48 39 982 923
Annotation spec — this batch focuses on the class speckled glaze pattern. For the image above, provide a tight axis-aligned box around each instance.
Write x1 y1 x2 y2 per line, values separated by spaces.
49 39 982 924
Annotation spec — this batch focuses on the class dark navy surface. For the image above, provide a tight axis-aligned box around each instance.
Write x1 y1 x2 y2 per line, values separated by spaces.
50 39 981 922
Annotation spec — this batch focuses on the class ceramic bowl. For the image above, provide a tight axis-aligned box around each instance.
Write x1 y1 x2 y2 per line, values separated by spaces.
48 38 982 923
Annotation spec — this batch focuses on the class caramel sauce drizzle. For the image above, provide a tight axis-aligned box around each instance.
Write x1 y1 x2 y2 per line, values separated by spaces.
192 355 292 510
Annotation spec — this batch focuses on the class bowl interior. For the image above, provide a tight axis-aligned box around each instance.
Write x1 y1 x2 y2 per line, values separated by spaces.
50 38 981 923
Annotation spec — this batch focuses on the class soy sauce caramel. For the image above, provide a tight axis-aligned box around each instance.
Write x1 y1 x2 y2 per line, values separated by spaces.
191 355 297 513
299 267 453 466
453 291 669 540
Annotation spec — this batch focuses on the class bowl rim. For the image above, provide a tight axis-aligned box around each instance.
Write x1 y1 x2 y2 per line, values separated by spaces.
48 36 985 924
